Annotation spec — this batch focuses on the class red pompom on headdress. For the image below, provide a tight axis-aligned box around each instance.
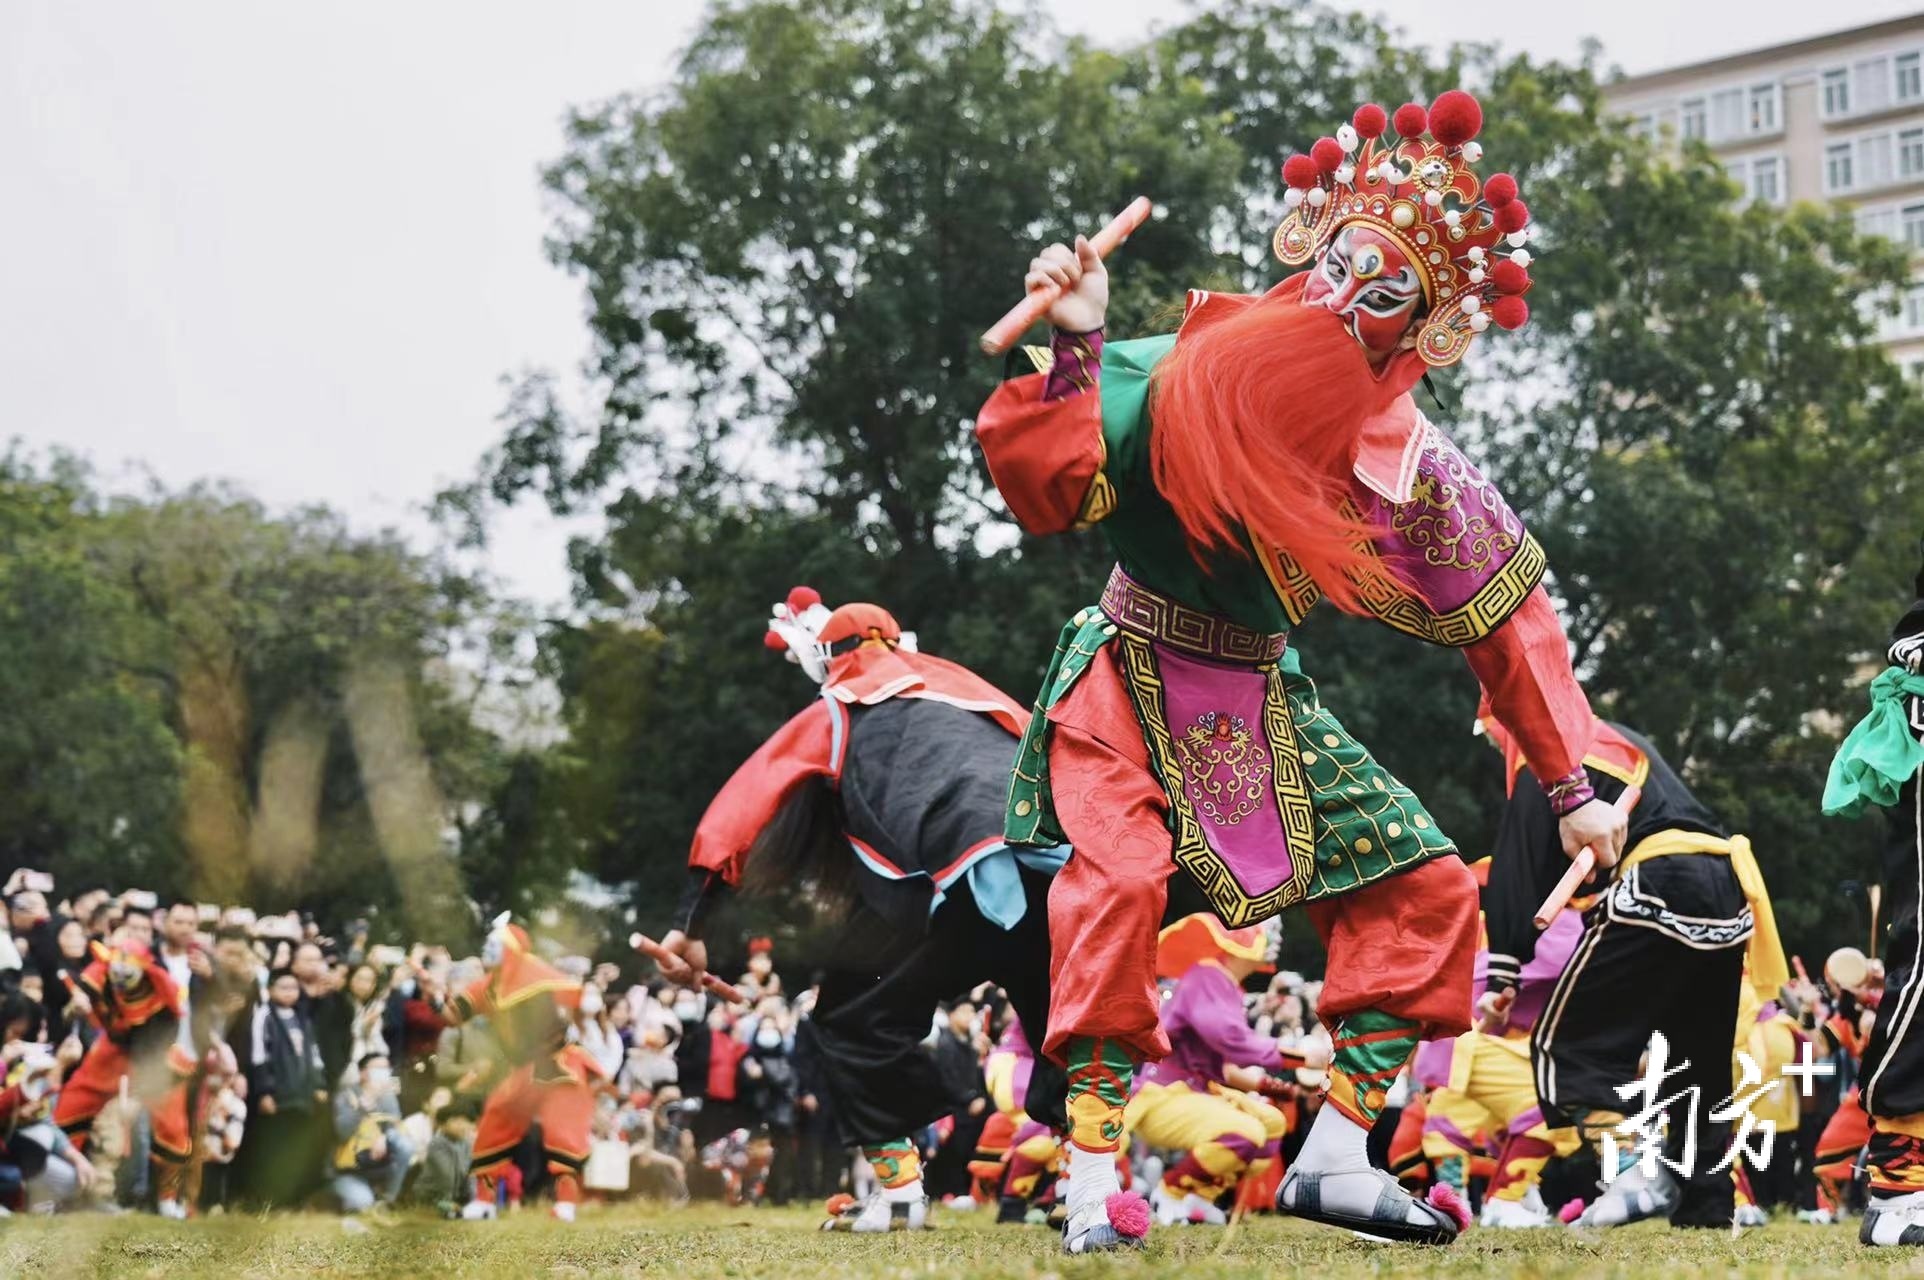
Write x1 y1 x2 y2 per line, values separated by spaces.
1494 199 1530 233
1273 88 1536 369
1489 259 1530 294
785 585 822 614
1426 89 1482 147
1281 154 1320 189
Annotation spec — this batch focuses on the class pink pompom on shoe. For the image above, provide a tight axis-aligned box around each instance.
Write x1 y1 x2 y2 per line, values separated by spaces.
1106 1191 1152 1238
1425 1183 1472 1232
1557 1197 1586 1224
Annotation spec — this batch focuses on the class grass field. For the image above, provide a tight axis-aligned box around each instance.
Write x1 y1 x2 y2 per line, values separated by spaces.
0 1203 1901 1280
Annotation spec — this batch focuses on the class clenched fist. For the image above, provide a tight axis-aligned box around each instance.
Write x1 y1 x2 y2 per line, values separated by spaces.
1559 797 1628 868
1024 235 1108 334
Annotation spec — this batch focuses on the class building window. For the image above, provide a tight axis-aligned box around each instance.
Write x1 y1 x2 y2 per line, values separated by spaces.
1901 52 1923 103
1857 56 1893 114
1860 206 1898 241
1863 133 1895 189
1709 87 1745 139
1824 68 1851 116
1903 128 1924 179
1828 141 1855 191
1630 111 1659 142
1903 282 1924 332
1747 83 1778 134
1749 155 1782 205
1680 97 1707 141
1903 203 1924 250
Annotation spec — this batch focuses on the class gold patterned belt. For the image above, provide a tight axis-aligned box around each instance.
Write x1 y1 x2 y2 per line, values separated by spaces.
1099 564 1288 665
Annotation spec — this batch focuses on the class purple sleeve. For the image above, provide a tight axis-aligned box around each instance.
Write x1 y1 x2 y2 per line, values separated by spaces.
1182 965 1283 1071
1042 329 1103 403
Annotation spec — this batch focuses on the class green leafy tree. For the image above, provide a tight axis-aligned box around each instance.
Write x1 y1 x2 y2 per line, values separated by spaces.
441 0 1430 927
451 0 1923 964
0 452 182 890
0 457 541 942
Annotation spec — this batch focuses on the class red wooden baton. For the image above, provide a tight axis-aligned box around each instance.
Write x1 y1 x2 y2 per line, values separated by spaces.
1533 786 1641 929
629 932 747 1005
978 196 1155 356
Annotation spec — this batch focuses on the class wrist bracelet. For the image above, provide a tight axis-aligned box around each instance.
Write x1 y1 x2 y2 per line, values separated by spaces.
1544 769 1595 816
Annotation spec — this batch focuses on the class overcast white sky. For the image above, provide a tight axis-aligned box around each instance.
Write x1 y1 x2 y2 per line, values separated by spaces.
3 0 1918 604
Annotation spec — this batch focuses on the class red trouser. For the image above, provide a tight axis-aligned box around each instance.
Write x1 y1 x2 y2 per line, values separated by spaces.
1815 1089 1872 1207
1041 646 1478 1063
53 1038 191 1162
470 1051 599 1189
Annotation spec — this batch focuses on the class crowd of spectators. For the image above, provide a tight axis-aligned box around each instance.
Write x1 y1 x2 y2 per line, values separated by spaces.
3 865 1875 1226
0 877 1108 1219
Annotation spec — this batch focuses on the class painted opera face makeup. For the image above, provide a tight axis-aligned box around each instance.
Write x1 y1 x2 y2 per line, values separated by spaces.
1302 224 1427 363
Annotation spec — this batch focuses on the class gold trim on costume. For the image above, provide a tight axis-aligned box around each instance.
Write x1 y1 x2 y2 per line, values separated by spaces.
1117 632 1316 927
1253 544 1324 627
1356 532 1545 646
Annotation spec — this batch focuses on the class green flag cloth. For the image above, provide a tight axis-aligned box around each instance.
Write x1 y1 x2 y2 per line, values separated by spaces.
1822 665 1924 818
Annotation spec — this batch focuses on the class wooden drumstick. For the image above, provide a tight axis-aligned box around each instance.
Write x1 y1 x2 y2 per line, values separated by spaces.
1472 987 1515 1035
979 196 1154 356
629 932 747 1005
1533 786 1641 928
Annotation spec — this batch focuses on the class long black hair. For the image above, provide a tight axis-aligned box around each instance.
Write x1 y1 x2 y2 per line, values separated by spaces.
737 776 858 922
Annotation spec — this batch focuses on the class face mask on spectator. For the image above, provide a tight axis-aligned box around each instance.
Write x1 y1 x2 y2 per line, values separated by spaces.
365 1064 392 1091
755 1028 782 1051
673 997 700 1021
579 985 604 1015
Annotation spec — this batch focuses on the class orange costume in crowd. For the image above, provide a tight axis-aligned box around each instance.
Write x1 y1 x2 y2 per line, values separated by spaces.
449 921 605 1218
53 941 195 1207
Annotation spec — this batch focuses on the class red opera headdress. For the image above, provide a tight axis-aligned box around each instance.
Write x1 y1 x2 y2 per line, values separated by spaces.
763 587 917 684
1275 90 1533 369
1154 913 1281 979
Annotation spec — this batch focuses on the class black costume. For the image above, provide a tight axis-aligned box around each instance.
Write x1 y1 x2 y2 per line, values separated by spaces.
1486 721 1762 1225
1856 563 1924 1195
674 609 1067 1151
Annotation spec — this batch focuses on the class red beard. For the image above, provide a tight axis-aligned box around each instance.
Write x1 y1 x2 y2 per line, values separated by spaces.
1147 274 1405 613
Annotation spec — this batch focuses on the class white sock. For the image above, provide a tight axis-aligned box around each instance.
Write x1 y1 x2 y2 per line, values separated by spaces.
1293 1104 1371 1172
1065 1142 1121 1218
882 1177 924 1203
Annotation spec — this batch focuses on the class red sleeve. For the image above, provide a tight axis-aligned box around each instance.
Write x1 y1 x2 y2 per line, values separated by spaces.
1462 587 1593 785
77 959 107 995
0 1084 20 1122
974 373 1107 536
449 972 495 1024
690 700 839 885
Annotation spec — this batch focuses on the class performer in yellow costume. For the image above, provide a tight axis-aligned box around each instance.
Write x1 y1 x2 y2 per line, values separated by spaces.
1126 915 1325 1226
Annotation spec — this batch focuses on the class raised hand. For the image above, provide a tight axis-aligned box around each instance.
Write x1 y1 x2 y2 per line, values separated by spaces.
1024 236 1108 334
650 931 709 988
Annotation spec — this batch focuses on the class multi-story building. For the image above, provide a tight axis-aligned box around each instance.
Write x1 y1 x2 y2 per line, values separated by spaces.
1602 14 1924 371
